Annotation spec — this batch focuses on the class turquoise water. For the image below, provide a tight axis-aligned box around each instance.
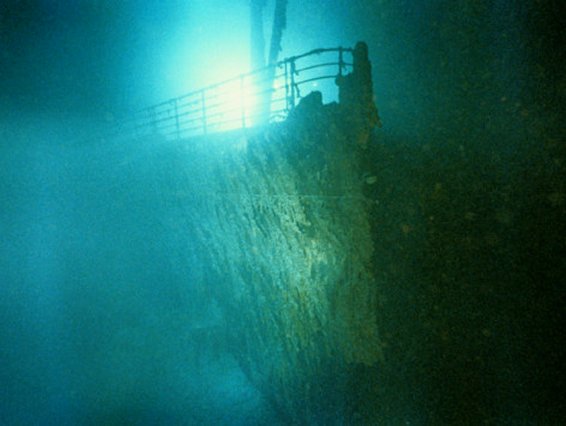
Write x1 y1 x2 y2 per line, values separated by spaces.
1 1 563 424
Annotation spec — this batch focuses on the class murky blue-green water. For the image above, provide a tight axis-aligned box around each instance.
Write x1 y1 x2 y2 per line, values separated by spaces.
1 1 563 424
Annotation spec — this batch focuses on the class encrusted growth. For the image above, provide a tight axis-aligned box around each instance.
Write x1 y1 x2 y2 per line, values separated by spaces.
148 43 382 423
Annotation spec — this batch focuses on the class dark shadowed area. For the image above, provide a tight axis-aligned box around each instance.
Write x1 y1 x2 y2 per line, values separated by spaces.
1 0 564 424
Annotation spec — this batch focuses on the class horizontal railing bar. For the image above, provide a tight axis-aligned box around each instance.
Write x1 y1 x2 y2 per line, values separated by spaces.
295 75 338 86
294 61 343 74
112 46 355 141
283 46 353 63
130 48 351 114
177 99 202 109
177 114 205 124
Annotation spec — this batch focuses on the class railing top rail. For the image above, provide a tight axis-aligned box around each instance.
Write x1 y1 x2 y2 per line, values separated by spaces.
112 46 356 142
133 46 353 115
282 46 353 63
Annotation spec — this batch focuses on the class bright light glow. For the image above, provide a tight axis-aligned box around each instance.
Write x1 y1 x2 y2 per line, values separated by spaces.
206 77 261 132
161 2 251 99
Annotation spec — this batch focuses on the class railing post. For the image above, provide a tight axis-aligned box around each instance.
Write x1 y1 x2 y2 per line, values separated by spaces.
118 45 364 140
289 59 297 109
174 98 180 139
284 60 290 112
201 91 207 135
150 107 158 134
240 75 247 129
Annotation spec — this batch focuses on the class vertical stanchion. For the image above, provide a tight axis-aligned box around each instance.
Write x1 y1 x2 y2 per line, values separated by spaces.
174 98 180 140
338 47 344 76
289 60 297 109
150 108 157 134
284 60 290 112
116 46 361 140
201 91 207 135
240 75 246 129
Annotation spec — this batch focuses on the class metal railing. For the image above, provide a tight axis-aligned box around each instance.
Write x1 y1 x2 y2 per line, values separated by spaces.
113 47 353 141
